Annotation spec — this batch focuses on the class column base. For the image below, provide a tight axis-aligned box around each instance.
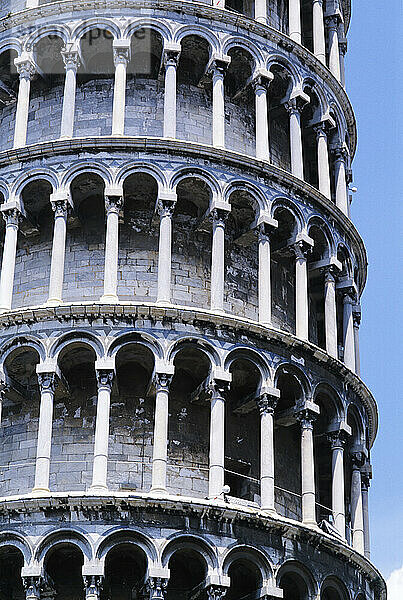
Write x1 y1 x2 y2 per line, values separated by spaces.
89 485 109 494
149 487 168 496
31 487 51 496
155 299 173 307
260 507 277 515
99 294 119 304
46 298 62 307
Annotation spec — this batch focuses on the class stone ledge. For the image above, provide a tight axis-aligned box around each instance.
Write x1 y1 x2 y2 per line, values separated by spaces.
0 0 356 155
0 136 368 295
0 490 384 593
0 300 378 446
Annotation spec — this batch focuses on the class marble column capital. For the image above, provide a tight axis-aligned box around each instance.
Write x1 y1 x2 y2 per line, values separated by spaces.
208 55 231 77
95 369 114 392
15 55 36 80
23 576 45 598
37 371 57 394
207 585 228 600
61 47 80 71
251 68 274 93
157 198 175 219
208 378 230 402
144 576 169 599
284 93 309 115
292 239 312 260
325 14 341 30
353 305 362 328
257 391 279 415
297 407 318 430
163 46 181 68
105 195 123 214
83 575 104 597
1 207 22 227
351 450 366 470
210 207 230 227
328 430 348 450
154 371 174 393
51 198 69 219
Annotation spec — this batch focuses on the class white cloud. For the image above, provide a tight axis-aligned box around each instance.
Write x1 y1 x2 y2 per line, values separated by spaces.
387 565 403 600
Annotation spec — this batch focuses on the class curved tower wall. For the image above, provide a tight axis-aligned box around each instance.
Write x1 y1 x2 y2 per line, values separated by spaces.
0 1 385 600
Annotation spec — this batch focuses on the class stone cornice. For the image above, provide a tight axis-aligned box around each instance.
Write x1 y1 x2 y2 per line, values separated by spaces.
0 136 367 295
0 491 386 596
0 0 357 156
0 301 378 446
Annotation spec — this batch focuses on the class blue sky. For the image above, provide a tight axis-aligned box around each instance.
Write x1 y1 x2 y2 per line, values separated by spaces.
345 0 402 585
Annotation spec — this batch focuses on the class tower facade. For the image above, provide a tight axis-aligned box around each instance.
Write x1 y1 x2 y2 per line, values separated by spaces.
0 0 386 599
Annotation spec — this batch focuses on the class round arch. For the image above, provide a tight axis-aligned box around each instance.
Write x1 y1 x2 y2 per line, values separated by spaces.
116 162 168 193
267 55 300 90
49 331 104 361
0 532 33 565
107 331 163 361
71 19 121 43
96 528 158 565
307 216 336 257
60 161 113 190
35 529 93 565
0 335 46 367
169 167 221 202
222 37 262 68
270 197 305 233
224 347 270 382
12 169 59 198
274 362 312 400
161 533 218 571
222 544 272 579
320 575 350 600
124 19 173 44
25 26 70 51
277 559 318 599
166 336 220 369
224 180 268 213
174 25 219 54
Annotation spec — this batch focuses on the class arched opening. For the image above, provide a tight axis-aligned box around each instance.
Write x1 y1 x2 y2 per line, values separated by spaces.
279 570 310 600
314 390 339 524
307 223 330 349
0 545 25 599
126 28 164 136
274 367 305 520
301 85 321 189
120 172 158 301
110 343 156 491
167 346 211 497
226 557 262 599
102 544 147 599
177 36 212 144
67 172 106 302
76 28 114 137
268 64 292 172
227 189 259 319
173 176 211 309
225 357 261 502
13 178 53 309
166 548 207 600
53 342 97 491
1 345 41 495
225 47 255 155
271 206 298 333
29 35 65 144
335 245 352 359
45 543 84 599
0 48 19 151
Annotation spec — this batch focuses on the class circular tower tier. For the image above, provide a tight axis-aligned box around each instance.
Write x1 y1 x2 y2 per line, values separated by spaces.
0 1 385 600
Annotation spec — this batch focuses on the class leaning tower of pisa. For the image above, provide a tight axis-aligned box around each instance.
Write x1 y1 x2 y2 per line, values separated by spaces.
0 0 386 598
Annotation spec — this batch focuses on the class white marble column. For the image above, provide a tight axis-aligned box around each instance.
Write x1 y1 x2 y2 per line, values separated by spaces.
294 242 309 341
286 99 304 180
60 47 80 139
211 60 228 149
163 47 180 139
210 208 229 313
13 56 36 149
91 368 114 491
47 197 68 306
151 372 173 494
255 0 267 24
351 453 365 553
32 371 57 494
333 147 349 215
0 208 21 313
83 576 104 600
312 0 326 64
361 468 371 559
298 410 317 525
208 379 229 500
156 199 175 304
101 194 123 303
343 292 355 372
112 40 130 136
288 0 302 43
315 123 331 198
326 16 341 81
257 391 280 512
258 225 272 326
329 432 346 539
324 267 338 358
353 306 361 377
253 74 272 161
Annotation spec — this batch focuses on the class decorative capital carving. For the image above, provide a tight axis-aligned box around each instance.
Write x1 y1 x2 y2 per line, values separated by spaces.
210 208 229 228
37 372 57 394
154 372 173 393
2 207 21 228
328 430 347 451
284 94 308 115
113 46 130 67
15 58 36 80
96 369 114 392
207 585 228 600
257 392 278 415
209 57 230 78
322 264 339 284
61 48 80 71
208 378 230 402
351 450 365 469
353 306 362 328
83 575 103 597
105 195 123 214
325 14 340 30
292 239 312 260
157 199 175 219
144 576 168 599
297 408 318 430
164 49 180 69
23 577 43 599
332 145 348 163
51 199 68 219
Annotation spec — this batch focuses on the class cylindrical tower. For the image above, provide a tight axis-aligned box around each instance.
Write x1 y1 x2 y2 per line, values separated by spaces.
0 1 386 599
